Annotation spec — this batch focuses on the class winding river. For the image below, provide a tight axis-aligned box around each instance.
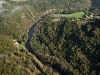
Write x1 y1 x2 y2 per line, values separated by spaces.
25 20 61 75
26 25 35 52
25 9 61 75
26 9 56 50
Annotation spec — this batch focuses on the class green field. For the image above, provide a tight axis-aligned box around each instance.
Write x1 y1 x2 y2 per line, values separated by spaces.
52 12 85 18
19 42 25 50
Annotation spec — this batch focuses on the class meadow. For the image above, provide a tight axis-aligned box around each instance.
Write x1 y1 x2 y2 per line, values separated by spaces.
52 12 85 18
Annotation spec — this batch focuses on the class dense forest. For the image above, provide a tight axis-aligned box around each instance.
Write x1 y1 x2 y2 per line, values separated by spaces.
30 16 100 75
0 0 100 75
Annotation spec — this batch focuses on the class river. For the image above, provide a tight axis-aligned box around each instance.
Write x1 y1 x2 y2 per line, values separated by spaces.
25 9 61 75
25 20 61 75
26 9 56 48
26 25 35 52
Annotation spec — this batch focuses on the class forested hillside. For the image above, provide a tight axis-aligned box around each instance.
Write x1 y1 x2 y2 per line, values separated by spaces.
0 0 100 75
0 35 59 75
0 0 91 40
31 17 100 75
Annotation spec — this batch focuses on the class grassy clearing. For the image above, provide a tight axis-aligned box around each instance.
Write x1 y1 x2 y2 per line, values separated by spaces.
52 12 85 18
19 42 25 50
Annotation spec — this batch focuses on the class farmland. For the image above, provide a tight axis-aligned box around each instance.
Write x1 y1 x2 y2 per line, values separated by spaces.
52 12 85 18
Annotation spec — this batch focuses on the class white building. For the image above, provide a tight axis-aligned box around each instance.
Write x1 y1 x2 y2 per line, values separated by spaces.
13 39 19 48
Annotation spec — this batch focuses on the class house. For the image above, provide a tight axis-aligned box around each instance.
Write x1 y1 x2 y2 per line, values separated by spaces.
13 39 19 48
